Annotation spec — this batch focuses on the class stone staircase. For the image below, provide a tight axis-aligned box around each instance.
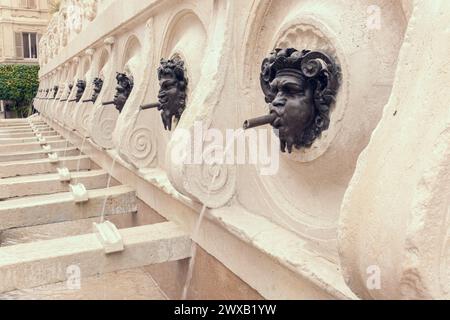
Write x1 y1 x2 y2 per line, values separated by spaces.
0 117 191 300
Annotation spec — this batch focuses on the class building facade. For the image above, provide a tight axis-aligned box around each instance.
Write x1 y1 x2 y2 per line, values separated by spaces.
0 0 50 117
0 0 50 65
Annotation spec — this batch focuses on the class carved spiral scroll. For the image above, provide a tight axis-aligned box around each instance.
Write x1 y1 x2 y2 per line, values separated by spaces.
126 126 156 167
99 117 116 142
81 112 90 133
183 144 236 209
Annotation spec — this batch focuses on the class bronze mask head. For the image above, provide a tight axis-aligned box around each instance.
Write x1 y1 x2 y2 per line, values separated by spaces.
53 85 59 99
157 58 188 131
68 83 73 98
260 48 340 153
113 73 133 113
75 80 86 102
91 77 103 103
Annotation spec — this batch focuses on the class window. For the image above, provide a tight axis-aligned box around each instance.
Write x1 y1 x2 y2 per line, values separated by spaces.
20 0 37 9
15 32 40 59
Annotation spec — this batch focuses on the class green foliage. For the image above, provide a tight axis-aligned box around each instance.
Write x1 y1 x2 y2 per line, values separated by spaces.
0 64 39 116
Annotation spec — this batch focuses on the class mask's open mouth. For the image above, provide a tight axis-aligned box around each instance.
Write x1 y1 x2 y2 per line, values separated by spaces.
272 117 283 129
158 98 168 105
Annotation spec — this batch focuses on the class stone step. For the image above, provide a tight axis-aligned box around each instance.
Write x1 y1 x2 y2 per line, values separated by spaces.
0 222 191 294
0 124 49 131
0 120 30 126
0 147 79 162
0 206 159 247
0 135 61 145
0 126 50 134
0 118 42 123
0 155 91 178
0 268 166 300
0 169 110 200
0 213 147 247
0 130 57 139
32 124 51 129
0 140 70 153
0 185 137 231
0 122 45 128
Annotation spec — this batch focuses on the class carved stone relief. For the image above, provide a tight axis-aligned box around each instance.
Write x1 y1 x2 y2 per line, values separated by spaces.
235 0 407 258
88 37 119 149
163 3 236 208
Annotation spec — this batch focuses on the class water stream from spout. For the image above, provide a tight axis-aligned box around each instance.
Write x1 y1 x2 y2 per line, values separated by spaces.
99 108 142 223
61 126 74 168
181 128 245 300
73 135 87 184
99 149 120 223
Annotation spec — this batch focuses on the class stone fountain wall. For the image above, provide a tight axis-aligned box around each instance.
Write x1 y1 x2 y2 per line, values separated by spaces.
34 0 450 299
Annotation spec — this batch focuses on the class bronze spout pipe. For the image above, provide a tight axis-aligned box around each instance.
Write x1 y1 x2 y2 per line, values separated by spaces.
82 99 94 103
102 100 115 106
140 102 160 110
243 113 277 130
60 99 68 102
68 99 78 102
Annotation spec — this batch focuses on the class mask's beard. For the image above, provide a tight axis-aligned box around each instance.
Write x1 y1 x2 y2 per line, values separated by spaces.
160 96 186 131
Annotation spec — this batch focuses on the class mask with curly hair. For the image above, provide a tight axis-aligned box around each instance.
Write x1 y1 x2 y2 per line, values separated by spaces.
157 57 188 131
113 73 133 113
53 85 59 99
75 80 86 102
91 77 103 103
260 48 340 153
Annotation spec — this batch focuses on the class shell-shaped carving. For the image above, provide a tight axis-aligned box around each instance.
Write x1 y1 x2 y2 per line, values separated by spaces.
277 24 335 55
84 0 98 22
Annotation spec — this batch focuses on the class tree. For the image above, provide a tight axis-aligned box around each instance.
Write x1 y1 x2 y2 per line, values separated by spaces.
0 64 39 117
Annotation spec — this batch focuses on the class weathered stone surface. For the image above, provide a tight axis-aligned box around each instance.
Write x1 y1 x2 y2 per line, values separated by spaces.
0 135 61 145
0 185 136 231
0 125 49 133
0 268 166 300
0 130 56 139
339 0 450 300
0 222 191 294
0 155 91 178
0 210 157 247
0 147 79 162
0 169 110 200
0 140 70 153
